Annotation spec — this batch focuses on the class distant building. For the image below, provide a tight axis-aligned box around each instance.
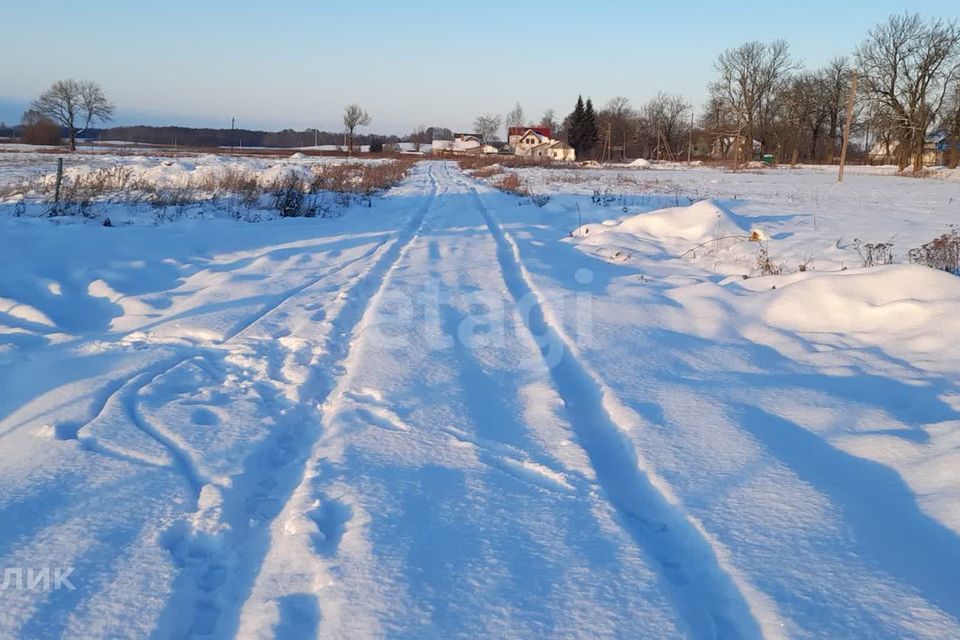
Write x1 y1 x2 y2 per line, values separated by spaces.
528 140 576 161
507 127 576 161
432 133 497 155
868 130 958 166
508 126 551 148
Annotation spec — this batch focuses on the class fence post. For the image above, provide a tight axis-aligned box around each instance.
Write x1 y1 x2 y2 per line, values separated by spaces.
54 158 64 203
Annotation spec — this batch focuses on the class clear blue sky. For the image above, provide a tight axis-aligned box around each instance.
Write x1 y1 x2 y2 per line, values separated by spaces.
2 0 957 134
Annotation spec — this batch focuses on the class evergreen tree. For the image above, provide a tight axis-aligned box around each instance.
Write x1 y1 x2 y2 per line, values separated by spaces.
566 95 602 160
566 96 586 157
583 98 600 157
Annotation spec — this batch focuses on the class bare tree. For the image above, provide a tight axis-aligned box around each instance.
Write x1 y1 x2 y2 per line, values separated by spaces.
473 114 502 143
639 93 689 160
506 102 525 129
700 94 737 159
778 72 831 164
821 56 853 162
856 13 960 172
755 40 794 152
539 109 559 135
410 125 428 152
944 83 960 167
30 79 114 151
426 126 453 141
343 103 372 154
597 96 635 160
711 40 793 160
865 102 899 162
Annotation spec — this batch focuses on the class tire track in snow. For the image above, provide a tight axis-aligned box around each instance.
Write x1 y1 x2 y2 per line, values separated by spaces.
161 162 442 639
0 212 395 444
465 173 778 640
75 358 210 497
222 241 390 343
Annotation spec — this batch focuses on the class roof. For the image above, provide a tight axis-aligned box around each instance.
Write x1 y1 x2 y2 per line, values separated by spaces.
509 126 552 139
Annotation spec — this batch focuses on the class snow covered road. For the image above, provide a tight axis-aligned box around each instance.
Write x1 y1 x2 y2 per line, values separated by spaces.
2 161 959 639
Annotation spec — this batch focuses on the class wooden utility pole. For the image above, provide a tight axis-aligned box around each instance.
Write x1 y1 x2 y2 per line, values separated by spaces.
837 70 858 183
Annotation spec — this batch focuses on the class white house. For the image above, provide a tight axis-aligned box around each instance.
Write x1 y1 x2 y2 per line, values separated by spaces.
528 140 576 161
432 133 498 155
508 126 576 161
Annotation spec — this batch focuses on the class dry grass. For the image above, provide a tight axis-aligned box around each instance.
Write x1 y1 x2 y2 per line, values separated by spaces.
471 165 505 179
0 142 411 161
310 158 415 194
8 158 417 219
456 155 559 171
495 173 526 195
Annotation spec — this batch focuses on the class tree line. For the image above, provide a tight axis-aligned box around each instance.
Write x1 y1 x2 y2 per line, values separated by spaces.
15 89 408 151
708 13 960 171
479 12 959 169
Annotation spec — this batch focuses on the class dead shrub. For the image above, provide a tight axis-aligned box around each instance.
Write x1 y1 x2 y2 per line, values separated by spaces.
908 227 960 275
528 193 551 207
852 238 895 268
472 165 505 179
496 173 526 195
310 159 413 195
21 119 62 146
212 167 261 203
755 244 784 276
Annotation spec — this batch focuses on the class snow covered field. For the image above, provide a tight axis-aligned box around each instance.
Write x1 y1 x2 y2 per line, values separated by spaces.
1 158 959 638
0 149 395 224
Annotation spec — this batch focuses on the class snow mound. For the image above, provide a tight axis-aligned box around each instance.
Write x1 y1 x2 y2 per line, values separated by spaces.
761 264 960 336
628 158 651 168
577 200 742 245
289 152 307 159
620 200 734 243
257 163 314 186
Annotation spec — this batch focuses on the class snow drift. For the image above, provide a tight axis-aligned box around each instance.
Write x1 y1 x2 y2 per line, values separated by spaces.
761 264 960 335
576 199 754 246
753 264 960 371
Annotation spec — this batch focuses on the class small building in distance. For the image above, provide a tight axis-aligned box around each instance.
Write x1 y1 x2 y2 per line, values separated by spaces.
508 126 551 151
508 126 576 161
868 130 958 166
528 140 576 161
432 133 498 155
